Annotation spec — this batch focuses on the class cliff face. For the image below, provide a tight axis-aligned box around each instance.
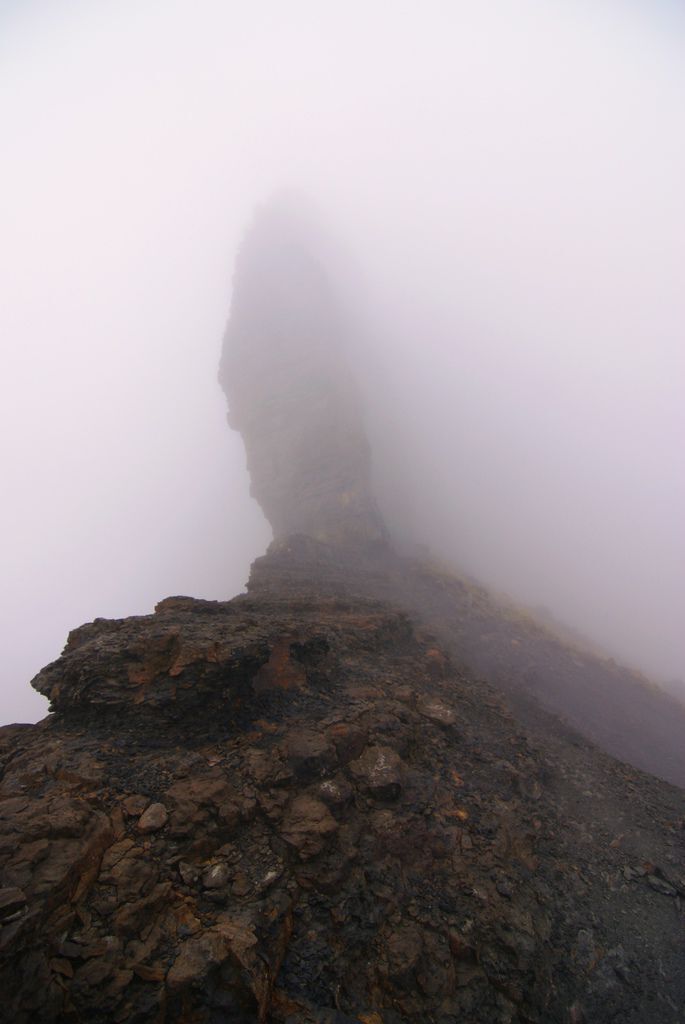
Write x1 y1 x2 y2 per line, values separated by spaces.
219 201 386 546
1 204 684 1023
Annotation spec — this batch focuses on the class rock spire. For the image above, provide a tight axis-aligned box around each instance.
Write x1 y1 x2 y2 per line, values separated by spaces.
219 198 387 546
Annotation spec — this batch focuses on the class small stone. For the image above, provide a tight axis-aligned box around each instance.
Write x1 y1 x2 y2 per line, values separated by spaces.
496 879 513 899
317 775 353 808
349 745 402 800
73 957 114 988
107 968 135 997
0 888 26 919
133 962 166 982
448 932 476 961
285 729 336 778
280 794 338 858
574 929 597 970
50 957 74 978
382 922 424 982
416 697 456 727
137 803 168 833
231 872 251 897
57 939 85 958
166 928 253 991
647 874 676 897
256 867 282 893
201 863 230 889
328 723 367 765
425 647 448 678
178 861 199 886
122 795 149 817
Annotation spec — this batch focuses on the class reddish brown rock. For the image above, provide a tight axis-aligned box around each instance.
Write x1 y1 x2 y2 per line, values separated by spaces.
285 729 337 778
252 639 307 693
416 695 457 727
348 744 403 800
327 722 367 764
279 794 338 859
202 862 231 889
136 802 168 833
121 794 148 817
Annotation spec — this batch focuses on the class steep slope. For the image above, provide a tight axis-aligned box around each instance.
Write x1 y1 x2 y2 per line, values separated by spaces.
290 542 685 789
384 556 685 789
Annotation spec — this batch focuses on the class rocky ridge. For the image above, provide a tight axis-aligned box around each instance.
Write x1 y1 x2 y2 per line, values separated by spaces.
1 201 683 1021
1 556 684 1022
248 536 685 789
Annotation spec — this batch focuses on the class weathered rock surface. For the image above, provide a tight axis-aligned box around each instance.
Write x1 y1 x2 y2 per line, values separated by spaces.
1 569 684 1023
249 534 685 790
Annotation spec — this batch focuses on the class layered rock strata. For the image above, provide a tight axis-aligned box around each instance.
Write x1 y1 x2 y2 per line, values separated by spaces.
1 574 683 1022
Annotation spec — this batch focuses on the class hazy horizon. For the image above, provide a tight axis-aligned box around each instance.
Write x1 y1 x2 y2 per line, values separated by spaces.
1 0 683 724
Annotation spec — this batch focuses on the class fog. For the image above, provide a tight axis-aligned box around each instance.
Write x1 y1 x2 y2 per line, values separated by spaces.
1 0 684 724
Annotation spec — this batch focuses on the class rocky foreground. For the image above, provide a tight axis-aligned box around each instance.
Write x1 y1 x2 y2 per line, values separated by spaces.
1 545 684 1023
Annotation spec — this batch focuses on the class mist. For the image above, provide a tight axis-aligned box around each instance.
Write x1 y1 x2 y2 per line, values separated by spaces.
1 0 683 725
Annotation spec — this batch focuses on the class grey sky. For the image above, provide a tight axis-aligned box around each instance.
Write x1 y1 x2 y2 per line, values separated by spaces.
1 0 683 724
